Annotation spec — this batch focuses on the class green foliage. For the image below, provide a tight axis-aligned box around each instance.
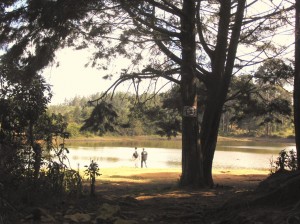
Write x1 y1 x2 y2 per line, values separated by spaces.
84 160 101 196
66 122 82 137
0 74 52 140
84 160 101 181
43 161 66 195
80 101 118 136
48 78 294 139
48 91 182 138
47 66 293 139
0 88 78 207
254 59 294 86
226 59 294 137
63 169 82 196
1 0 295 189
270 149 298 174
153 107 181 139
0 71 55 186
39 162 82 197
150 87 182 139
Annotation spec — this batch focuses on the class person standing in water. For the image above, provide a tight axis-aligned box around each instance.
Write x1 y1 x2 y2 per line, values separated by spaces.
141 148 148 168
132 147 139 168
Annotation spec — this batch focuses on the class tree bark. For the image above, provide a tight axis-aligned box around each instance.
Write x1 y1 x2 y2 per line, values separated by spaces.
294 0 300 170
29 120 41 180
179 0 205 187
33 143 42 180
200 0 246 187
200 92 224 187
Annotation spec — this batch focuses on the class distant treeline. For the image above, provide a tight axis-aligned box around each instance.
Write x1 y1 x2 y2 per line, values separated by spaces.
48 80 294 139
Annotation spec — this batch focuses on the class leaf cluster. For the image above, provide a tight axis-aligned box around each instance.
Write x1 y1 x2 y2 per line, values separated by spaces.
228 59 293 129
80 101 118 136
270 149 298 174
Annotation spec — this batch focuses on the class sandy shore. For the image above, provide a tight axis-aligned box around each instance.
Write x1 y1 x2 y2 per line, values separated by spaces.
44 167 276 224
96 167 269 190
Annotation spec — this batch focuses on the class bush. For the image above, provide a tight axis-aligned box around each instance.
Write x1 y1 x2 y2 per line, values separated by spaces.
67 122 81 137
270 149 298 174
84 160 101 197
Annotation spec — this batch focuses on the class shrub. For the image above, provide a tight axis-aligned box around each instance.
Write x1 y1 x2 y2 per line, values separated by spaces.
270 149 298 174
84 160 101 197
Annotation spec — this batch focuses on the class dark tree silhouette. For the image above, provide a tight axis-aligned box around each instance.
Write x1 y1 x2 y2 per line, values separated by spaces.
0 0 295 187
294 0 300 169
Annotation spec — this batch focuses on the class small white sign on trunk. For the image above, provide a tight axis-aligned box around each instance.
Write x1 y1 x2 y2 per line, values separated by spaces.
183 106 197 117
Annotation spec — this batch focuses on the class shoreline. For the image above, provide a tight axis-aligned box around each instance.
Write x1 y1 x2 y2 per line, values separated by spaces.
86 167 274 224
93 167 269 193
96 167 269 183
66 135 295 144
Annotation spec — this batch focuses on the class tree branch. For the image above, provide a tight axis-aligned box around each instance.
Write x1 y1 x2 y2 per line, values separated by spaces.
225 0 247 77
89 67 180 105
154 38 182 65
242 4 294 25
196 0 214 60
142 66 181 84
123 3 181 38
146 0 183 17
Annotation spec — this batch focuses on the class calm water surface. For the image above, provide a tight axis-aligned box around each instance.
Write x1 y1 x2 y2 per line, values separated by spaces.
64 140 295 171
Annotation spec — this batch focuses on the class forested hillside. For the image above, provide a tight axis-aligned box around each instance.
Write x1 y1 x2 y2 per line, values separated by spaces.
48 64 295 139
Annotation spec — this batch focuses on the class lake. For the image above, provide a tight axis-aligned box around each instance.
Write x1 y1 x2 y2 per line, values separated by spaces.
63 139 296 171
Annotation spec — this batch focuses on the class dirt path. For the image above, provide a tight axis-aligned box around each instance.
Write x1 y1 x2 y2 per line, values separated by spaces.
20 168 272 223
92 168 268 224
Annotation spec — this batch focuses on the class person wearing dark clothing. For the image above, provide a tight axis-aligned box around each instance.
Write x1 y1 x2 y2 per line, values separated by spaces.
141 148 148 168
132 147 139 168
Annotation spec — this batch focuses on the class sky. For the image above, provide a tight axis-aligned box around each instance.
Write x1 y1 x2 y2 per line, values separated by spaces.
43 40 294 106
43 48 132 105
43 48 173 105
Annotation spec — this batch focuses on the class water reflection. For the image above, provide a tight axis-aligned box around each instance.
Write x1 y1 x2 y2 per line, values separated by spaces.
66 141 295 171
218 145 295 154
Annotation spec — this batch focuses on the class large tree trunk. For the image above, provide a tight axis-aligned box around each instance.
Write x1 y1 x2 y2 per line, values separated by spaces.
180 0 245 188
199 0 246 187
294 0 300 170
200 93 224 187
179 0 205 187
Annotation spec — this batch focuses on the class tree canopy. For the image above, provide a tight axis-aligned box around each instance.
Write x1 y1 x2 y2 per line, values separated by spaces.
0 0 296 187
